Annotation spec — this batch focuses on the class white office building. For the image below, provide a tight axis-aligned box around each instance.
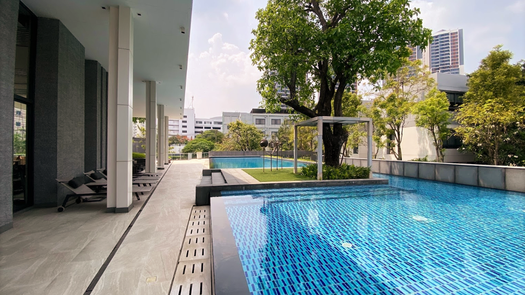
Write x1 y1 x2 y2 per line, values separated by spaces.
168 108 222 139
222 108 292 139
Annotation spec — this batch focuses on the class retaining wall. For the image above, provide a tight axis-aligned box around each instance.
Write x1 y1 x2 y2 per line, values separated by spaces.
344 158 525 193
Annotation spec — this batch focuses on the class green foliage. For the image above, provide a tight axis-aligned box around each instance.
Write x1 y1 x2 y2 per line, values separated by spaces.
132 117 146 138
413 88 452 162
300 163 370 180
455 46 525 165
219 121 264 151
196 130 224 144
13 132 26 155
169 135 190 145
411 156 429 162
132 152 145 159
251 0 431 167
182 138 215 153
358 103 387 159
373 59 434 160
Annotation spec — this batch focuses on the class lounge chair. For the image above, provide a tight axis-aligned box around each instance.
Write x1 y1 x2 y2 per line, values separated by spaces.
85 170 158 187
57 176 154 212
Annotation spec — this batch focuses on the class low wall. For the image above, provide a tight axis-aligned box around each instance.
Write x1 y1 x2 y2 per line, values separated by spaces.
344 158 525 193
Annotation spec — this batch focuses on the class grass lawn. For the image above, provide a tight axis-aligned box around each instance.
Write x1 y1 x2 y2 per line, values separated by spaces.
242 168 312 182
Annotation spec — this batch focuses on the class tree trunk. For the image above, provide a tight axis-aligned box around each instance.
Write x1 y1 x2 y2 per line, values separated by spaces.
323 123 348 167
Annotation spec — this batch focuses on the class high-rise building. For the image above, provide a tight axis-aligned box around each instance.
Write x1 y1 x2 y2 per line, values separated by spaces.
167 108 222 139
409 29 464 75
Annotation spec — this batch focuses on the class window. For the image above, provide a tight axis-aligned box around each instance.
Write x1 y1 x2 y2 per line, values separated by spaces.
353 147 359 154
205 127 211 129
15 110 21 115
271 119 281 125
15 122 21 127
214 121 222 125
443 131 462 149
182 120 187 123
212 127 220 130
255 118 265 125
196 121 202 124
182 130 187 133
182 125 187 128
183 115 187 118
195 126 203 129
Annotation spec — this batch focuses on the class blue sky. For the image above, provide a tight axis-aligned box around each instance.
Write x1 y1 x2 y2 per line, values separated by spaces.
185 0 525 118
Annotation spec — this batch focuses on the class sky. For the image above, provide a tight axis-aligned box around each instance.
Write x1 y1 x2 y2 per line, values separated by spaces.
184 0 525 118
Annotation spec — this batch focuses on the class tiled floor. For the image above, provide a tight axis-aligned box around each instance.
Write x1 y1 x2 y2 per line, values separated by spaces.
0 159 208 295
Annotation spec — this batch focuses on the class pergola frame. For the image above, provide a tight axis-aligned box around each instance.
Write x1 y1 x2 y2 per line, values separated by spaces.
294 116 373 180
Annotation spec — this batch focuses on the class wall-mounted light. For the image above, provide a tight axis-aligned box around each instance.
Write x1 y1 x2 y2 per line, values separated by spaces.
180 27 186 34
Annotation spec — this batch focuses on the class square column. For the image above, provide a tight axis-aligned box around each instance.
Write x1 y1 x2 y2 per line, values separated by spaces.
165 116 169 164
107 6 134 212
145 81 157 173
157 105 165 169
317 117 323 180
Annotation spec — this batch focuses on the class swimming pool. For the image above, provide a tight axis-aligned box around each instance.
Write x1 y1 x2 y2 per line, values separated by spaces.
210 157 308 169
218 174 525 294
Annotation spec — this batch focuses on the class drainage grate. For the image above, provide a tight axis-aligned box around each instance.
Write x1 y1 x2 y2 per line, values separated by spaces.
170 206 211 295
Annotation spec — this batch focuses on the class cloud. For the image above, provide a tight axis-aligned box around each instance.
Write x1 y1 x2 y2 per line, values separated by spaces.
507 0 525 13
185 33 262 118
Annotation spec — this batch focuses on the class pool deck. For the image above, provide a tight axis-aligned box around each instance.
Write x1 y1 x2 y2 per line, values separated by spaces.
221 169 259 184
0 159 211 295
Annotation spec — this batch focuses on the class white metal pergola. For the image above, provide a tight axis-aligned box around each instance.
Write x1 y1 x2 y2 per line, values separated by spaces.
293 116 373 180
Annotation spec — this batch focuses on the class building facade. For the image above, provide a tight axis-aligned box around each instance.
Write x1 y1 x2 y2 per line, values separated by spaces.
167 108 222 139
222 108 292 139
0 0 192 233
409 29 464 75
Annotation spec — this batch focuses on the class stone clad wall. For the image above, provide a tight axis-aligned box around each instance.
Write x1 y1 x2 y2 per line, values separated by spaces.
34 18 85 206
0 0 19 233
345 158 525 193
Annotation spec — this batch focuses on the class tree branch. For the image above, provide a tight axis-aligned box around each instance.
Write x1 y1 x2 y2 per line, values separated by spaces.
309 0 328 30
281 97 317 118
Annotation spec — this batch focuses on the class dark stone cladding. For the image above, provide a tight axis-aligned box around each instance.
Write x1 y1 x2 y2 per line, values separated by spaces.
85 60 101 171
34 18 85 207
0 0 19 233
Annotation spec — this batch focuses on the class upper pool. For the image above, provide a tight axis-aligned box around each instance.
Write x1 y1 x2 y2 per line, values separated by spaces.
218 174 525 294
209 156 308 169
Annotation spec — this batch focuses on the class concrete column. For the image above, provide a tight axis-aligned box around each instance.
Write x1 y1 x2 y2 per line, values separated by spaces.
145 81 157 173
165 115 169 164
157 105 165 168
367 119 373 177
107 6 134 212
0 0 18 233
293 125 298 173
317 118 323 180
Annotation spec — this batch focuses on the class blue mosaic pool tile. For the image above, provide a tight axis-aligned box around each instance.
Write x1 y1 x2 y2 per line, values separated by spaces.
222 178 525 294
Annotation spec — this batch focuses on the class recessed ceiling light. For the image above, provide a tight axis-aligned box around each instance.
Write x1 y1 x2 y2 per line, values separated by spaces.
137 13 142 17
102 6 106 10
179 64 183 70
180 27 185 34
180 85 183 89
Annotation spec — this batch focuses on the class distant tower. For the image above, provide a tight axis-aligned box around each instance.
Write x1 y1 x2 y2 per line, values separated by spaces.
409 29 464 75
429 29 464 75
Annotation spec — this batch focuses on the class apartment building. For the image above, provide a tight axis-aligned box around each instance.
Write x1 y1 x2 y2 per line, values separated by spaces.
409 29 464 75
167 108 222 139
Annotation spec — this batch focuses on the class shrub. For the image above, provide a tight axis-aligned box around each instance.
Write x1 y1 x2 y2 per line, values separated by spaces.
300 163 370 180
133 152 145 159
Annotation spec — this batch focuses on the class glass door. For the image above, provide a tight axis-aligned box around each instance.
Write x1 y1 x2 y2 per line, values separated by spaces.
13 102 29 211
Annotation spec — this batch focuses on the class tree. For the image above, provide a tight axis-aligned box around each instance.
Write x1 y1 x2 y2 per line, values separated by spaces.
455 46 525 165
132 117 146 138
373 59 434 160
413 88 452 162
196 130 224 144
169 135 190 145
13 132 26 155
219 121 264 151
251 0 431 167
182 138 215 153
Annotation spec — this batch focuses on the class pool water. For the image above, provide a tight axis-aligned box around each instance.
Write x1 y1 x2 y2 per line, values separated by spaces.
221 174 525 294
210 157 307 169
